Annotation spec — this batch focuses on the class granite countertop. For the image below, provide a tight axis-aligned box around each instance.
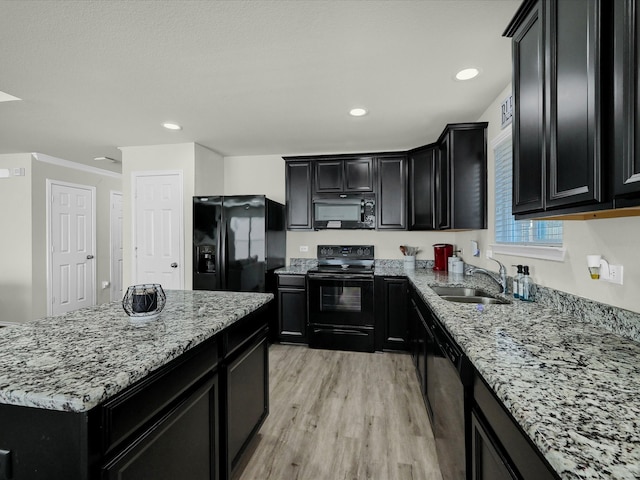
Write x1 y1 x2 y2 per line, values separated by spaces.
402 269 640 480
0 290 273 413
279 262 639 478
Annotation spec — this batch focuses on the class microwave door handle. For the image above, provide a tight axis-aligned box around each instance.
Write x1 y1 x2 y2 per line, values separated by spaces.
361 200 365 223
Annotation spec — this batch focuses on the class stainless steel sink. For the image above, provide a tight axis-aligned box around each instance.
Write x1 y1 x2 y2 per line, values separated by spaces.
430 286 511 305
430 286 487 297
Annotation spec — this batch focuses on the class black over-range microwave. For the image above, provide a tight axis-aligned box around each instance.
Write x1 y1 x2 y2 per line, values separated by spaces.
312 193 375 229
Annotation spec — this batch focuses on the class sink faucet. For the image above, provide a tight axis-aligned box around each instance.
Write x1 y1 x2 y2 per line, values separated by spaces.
465 258 508 294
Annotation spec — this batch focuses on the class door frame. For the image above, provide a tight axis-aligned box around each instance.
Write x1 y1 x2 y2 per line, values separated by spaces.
46 179 97 316
131 170 185 289
110 190 123 302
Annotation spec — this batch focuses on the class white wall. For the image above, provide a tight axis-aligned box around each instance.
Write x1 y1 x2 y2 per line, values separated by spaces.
195 144 224 196
223 155 285 204
0 154 34 324
0 153 122 324
30 156 122 319
461 84 640 313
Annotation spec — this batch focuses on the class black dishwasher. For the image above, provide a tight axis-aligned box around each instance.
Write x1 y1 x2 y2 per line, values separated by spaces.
426 309 473 480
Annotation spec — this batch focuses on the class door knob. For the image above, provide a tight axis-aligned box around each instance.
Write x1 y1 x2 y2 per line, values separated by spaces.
171 262 178 268
86 255 94 259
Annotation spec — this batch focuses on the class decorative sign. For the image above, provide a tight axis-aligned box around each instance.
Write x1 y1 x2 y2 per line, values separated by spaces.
501 94 513 129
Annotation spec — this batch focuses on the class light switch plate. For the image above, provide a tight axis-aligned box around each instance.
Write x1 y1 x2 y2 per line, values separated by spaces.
299 245 309 252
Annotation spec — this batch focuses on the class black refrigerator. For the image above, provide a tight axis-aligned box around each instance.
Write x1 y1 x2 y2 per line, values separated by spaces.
193 195 285 294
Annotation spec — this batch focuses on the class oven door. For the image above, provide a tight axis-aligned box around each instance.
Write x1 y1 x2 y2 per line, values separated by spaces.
307 274 374 327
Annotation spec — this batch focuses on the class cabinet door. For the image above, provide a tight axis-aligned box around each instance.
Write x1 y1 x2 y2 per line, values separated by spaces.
314 160 343 192
380 278 408 350
376 156 407 230
102 375 219 480
614 0 640 200
226 335 269 474
285 161 312 230
278 287 307 343
436 135 451 230
471 412 518 480
512 1 545 215
344 157 375 192
408 146 436 230
546 0 603 209
450 126 488 229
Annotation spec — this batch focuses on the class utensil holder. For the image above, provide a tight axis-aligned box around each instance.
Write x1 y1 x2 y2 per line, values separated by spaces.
404 255 416 270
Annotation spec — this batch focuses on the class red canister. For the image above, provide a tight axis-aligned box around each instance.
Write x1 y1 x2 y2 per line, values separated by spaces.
433 243 454 271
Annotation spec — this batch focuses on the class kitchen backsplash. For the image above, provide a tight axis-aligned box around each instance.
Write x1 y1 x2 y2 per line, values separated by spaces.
287 258 640 343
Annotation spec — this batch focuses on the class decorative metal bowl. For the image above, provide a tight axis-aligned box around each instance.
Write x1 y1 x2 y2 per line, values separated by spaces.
122 284 166 320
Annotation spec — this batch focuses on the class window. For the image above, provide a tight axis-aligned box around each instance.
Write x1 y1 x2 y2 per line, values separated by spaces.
494 133 563 246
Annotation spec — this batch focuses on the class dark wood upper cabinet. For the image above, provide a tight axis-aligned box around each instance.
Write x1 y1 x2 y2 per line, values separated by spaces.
436 134 452 229
376 155 407 230
510 0 545 215
284 160 313 230
613 0 640 203
345 158 375 191
546 0 603 209
408 145 436 230
506 0 640 219
438 123 488 230
314 157 374 193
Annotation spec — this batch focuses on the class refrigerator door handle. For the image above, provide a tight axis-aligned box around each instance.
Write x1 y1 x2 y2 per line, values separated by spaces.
220 213 228 290
216 209 223 290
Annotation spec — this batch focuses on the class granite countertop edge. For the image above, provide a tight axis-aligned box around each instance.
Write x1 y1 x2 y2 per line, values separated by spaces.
0 290 273 413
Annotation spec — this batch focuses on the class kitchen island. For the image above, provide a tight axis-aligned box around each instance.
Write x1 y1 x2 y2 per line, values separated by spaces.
0 290 273 480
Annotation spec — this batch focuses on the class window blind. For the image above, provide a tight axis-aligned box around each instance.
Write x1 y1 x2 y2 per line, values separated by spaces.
494 136 563 245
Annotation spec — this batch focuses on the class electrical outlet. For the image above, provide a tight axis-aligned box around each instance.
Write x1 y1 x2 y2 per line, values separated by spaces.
607 265 624 285
299 245 309 253
485 249 493 259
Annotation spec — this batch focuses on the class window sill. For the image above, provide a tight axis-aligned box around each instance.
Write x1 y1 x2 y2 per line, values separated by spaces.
490 244 566 262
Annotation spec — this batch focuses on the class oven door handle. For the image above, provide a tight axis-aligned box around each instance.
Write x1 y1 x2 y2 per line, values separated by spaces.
307 273 374 281
312 327 370 336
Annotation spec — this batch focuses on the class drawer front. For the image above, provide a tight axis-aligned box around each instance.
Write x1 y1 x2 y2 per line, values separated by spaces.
278 274 306 288
102 340 218 455
224 306 269 357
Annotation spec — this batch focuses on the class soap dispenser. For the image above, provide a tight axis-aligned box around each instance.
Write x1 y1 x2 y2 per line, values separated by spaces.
513 265 523 299
521 266 534 301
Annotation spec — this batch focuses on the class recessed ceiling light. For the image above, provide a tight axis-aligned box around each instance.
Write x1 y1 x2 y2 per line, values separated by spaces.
455 68 480 81
349 108 368 117
162 122 182 130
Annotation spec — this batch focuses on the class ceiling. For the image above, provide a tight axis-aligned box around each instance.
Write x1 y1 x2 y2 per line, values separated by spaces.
0 0 520 173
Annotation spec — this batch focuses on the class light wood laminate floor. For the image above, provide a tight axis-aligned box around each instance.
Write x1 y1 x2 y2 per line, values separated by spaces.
234 344 444 480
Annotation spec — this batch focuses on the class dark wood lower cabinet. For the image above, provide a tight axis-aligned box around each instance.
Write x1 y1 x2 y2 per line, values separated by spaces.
473 375 558 480
225 334 269 475
471 411 517 480
376 277 408 350
277 274 307 343
102 374 219 480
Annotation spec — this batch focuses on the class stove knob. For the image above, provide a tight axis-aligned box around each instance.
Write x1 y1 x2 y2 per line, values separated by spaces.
357 248 363 255
364 248 371 256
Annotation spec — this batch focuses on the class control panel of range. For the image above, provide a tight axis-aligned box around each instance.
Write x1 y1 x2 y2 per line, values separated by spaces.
317 245 374 260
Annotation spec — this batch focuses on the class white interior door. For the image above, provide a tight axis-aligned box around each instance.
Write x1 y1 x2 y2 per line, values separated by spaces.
133 172 183 289
110 191 123 301
49 181 96 316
